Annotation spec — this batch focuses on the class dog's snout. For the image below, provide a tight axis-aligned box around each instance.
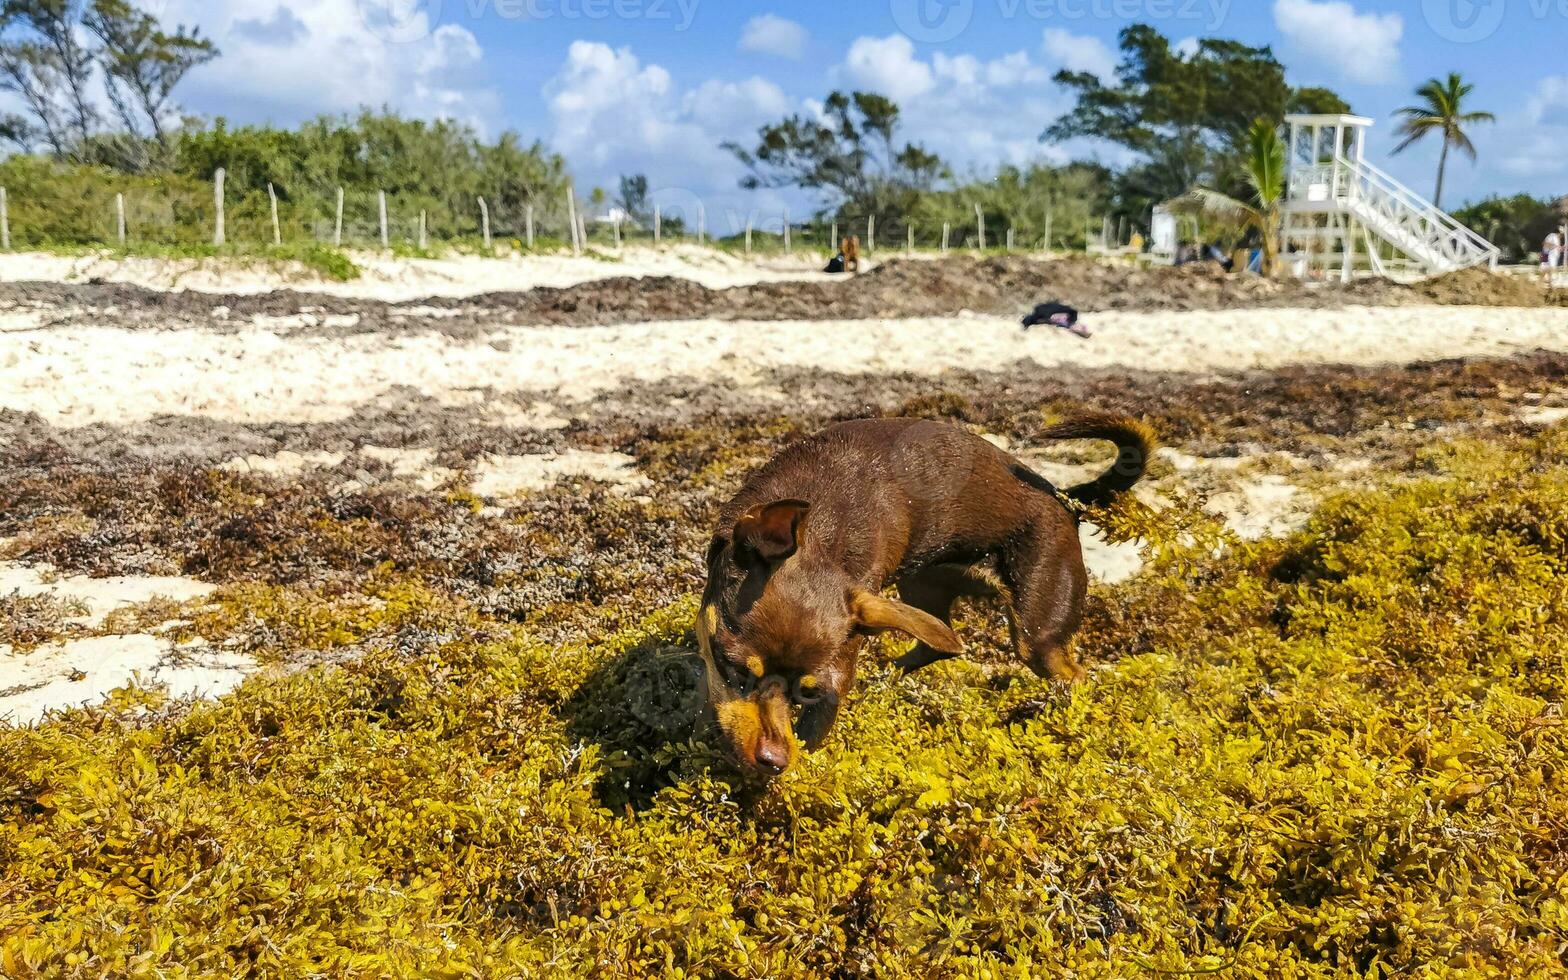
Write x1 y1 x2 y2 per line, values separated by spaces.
754 741 790 775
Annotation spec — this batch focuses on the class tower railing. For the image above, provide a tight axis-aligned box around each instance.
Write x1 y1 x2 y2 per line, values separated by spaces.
1286 153 1500 274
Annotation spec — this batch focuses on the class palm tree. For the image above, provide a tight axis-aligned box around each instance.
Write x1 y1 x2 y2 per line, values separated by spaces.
1392 73 1494 210
1168 118 1286 276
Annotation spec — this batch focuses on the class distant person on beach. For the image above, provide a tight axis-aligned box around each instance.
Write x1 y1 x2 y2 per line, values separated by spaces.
1022 301 1091 339
1543 233 1563 282
1204 242 1235 272
824 236 862 275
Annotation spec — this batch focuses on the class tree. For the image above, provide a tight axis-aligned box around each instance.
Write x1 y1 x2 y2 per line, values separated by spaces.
0 0 212 165
85 0 217 151
1451 194 1562 263
7 0 97 145
1167 118 1287 276
617 174 650 226
914 162 1111 250
1044 25 1348 221
1392 73 1494 209
0 36 70 155
725 90 945 228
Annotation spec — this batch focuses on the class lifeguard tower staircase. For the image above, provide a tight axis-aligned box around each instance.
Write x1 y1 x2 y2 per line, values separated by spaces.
1281 114 1500 282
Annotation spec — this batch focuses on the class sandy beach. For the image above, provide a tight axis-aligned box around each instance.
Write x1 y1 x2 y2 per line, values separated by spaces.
4 251 1567 725
0 245 845 299
4 304 1566 427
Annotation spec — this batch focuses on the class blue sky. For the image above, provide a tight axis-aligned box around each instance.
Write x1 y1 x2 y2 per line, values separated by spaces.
145 0 1563 229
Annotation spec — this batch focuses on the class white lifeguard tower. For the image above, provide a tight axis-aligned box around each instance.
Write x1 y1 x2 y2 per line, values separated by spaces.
1281 114 1499 281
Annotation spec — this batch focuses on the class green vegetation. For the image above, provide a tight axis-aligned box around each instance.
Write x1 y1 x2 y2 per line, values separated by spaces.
1452 194 1564 264
0 0 216 168
1043 25 1347 222
1168 118 1287 274
3 427 1567 976
726 90 946 239
0 112 570 251
1393 73 1495 210
725 24 1349 243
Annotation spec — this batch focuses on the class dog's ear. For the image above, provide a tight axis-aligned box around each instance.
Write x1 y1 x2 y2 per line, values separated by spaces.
850 589 962 654
733 499 810 563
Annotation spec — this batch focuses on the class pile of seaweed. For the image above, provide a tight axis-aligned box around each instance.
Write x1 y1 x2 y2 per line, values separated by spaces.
3 420 1567 976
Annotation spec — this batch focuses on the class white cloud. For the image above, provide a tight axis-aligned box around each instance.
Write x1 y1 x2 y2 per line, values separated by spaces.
1273 0 1402 85
838 37 1092 174
1496 76 1568 178
683 78 791 132
843 35 934 101
1530 77 1568 128
1042 28 1117 83
739 14 808 60
1174 36 1201 59
155 0 498 127
544 42 797 229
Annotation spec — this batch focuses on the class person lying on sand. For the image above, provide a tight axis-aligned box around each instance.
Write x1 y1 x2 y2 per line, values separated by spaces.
1022 301 1092 339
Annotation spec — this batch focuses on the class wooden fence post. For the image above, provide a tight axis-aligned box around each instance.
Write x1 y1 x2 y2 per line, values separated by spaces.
334 187 344 247
830 220 838 251
783 209 790 254
1006 227 1014 252
613 214 621 248
379 191 389 248
213 168 225 246
525 204 535 248
653 205 661 244
566 187 580 255
867 215 875 254
941 222 949 254
267 183 281 247
745 216 752 255
419 210 428 250
907 224 914 257
116 193 126 246
478 197 491 250
1043 212 1053 254
0 187 10 251
975 204 986 251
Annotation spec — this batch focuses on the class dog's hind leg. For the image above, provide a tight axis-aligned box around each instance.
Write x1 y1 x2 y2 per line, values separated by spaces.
892 563 998 671
1001 517 1089 683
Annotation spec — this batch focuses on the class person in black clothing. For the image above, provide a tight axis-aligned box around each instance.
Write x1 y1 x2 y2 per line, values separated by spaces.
1022 301 1091 339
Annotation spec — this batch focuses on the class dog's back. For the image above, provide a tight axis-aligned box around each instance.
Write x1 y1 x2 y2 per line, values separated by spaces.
723 418 1098 579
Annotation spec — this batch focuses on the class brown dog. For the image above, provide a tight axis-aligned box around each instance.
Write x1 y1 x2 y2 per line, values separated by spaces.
696 413 1154 775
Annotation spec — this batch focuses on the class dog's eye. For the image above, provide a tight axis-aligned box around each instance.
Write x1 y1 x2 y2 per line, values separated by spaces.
710 654 757 695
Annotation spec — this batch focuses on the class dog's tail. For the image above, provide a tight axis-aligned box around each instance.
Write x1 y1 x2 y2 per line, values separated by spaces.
1041 412 1156 508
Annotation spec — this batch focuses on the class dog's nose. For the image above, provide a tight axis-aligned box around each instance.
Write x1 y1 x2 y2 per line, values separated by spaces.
754 742 790 775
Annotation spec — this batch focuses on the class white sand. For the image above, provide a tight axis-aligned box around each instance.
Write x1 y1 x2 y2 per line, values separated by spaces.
5 305 1566 428
0 560 247 725
0 561 215 626
0 634 256 726
220 446 648 496
0 245 842 300
1520 405 1568 426
471 451 648 499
